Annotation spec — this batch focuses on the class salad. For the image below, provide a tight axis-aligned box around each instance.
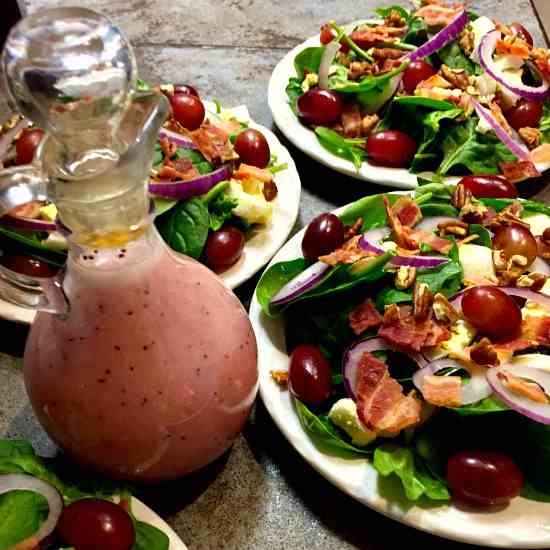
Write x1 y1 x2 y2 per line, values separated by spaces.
285 0 550 180
0 439 169 550
257 174 550 508
0 83 286 279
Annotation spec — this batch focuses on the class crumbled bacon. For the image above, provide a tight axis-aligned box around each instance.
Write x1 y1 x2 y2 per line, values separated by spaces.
270 370 289 387
521 315 550 345
414 3 464 27
8 201 42 219
378 304 451 353
344 217 363 240
233 163 273 183
409 229 454 254
350 25 406 50
348 61 376 80
498 371 548 404
348 298 383 335
393 196 422 227
155 157 199 181
318 235 372 266
341 103 363 138
421 375 462 407
379 59 404 72
355 351 422 434
187 120 238 164
159 136 178 158
385 9 407 27
371 48 404 60
495 38 531 59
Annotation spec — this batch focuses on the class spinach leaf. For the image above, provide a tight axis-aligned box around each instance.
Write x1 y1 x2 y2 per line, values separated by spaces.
286 77 303 115
373 445 450 501
539 102 550 144
330 63 407 94
479 197 550 217
436 41 479 75
391 96 457 111
156 198 210 259
0 227 66 268
419 203 459 217
153 142 163 167
522 482 550 503
450 395 509 415
208 192 238 231
315 127 367 169
438 118 517 175
339 193 399 230
133 521 170 550
153 197 178 217
176 148 212 174
294 400 371 458
0 491 48 550
294 46 325 79
468 223 492 247
375 5 411 22
0 440 34 458
404 16 427 45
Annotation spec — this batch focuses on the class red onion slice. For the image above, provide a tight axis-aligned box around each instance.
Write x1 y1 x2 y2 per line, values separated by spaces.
487 363 550 423
319 41 341 90
149 164 232 199
270 261 330 306
358 227 390 255
407 10 468 62
413 358 493 405
451 285 550 312
388 254 449 269
472 98 529 161
158 127 197 149
342 337 428 401
478 30 550 102
0 474 63 544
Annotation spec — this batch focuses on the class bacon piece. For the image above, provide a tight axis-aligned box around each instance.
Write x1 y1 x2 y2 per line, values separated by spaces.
521 315 550 345
421 375 462 407
233 163 273 184
344 217 363 240
159 136 177 158
498 371 548 404
319 235 372 266
355 351 421 434
379 58 404 73
378 305 451 353
393 196 422 227
489 101 513 135
348 298 383 335
9 201 42 219
495 38 530 59
341 102 362 138
499 160 540 183
350 25 405 49
384 196 417 249
155 157 200 181
371 48 404 60
409 228 453 254
188 121 238 164
414 3 464 27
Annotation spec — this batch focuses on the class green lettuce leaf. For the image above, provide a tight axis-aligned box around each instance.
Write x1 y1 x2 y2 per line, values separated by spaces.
479 197 550 217
436 41 480 75
286 77 303 115
374 5 411 22
133 521 170 550
315 127 367 169
329 63 407 94
294 46 325 79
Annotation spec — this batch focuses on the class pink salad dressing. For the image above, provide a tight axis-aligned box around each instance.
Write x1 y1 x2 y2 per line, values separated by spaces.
24 228 258 481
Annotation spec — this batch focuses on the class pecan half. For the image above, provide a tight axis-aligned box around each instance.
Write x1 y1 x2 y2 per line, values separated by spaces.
517 272 548 291
488 202 529 231
440 64 470 91
452 183 471 210
413 282 433 322
432 293 459 324
395 266 416 290
438 219 468 237
384 303 401 324
362 114 379 136
470 338 500 366
519 127 541 149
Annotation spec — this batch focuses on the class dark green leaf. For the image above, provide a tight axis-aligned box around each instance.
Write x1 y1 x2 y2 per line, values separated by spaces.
329 63 407 94
133 521 170 550
0 227 66 267
294 46 325 79
153 142 163 167
450 395 509 415
468 223 492 247
522 482 550 503
156 198 210 259
419 203 459 217
392 96 457 111
339 193 399 230
294 400 371 458
374 5 411 23
286 77 304 115
479 197 550 217
404 16 428 45
0 440 35 459
208 192 238 231
437 41 478 75
175 148 212 174
315 127 367 169
539 102 550 144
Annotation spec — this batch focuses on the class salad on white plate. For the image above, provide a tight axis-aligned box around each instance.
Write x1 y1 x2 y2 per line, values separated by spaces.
269 0 550 189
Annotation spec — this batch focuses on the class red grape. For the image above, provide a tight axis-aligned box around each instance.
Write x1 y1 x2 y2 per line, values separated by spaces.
402 60 437 95
289 344 332 406
492 224 538 266
297 88 343 126
1 255 57 278
510 22 534 47
234 129 270 168
320 24 337 45
366 130 417 168
301 213 345 261
447 450 523 508
505 100 543 131
459 175 517 198
204 226 245 271
170 94 205 130
15 128 44 165
462 286 522 341
174 84 199 97
57 499 135 550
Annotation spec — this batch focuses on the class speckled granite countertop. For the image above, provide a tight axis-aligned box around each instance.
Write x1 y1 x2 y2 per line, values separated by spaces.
1 1 549 549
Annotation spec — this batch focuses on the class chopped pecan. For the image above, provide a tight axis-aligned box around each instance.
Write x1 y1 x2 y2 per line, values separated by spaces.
395 266 416 290
432 293 459 324
519 127 541 149
385 9 407 27
270 370 288 387
517 272 548 291
510 254 528 268
349 61 376 80
438 219 468 237
470 338 499 366
492 249 508 271
488 202 529 231
383 303 401 324
458 28 475 55
413 282 433 322
344 217 363 240
262 180 278 202
361 114 380 136
452 183 472 210
460 201 490 225
440 64 470 90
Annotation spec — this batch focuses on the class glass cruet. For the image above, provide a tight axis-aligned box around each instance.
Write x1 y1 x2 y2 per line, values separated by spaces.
0 7 258 481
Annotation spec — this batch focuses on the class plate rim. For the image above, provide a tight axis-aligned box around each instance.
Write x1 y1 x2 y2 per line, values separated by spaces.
249 193 550 549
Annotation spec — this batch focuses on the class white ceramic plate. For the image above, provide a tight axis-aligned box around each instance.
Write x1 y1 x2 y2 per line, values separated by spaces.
268 31 550 190
249 199 550 549
133 497 188 550
0 103 301 324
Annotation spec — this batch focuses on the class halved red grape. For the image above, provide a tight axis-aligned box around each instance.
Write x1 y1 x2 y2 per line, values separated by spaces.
170 94 205 130
402 60 437 95
204 226 245 271
234 129 270 168
289 344 332 406
505 100 543 131
301 213 345 261
459 175 517 198
493 223 538 266
297 88 343 126
366 130 417 168
462 286 522 341
15 128 45 165
447 450 523 508
57 499 135 550
1 255 58 278
510 22 534 47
